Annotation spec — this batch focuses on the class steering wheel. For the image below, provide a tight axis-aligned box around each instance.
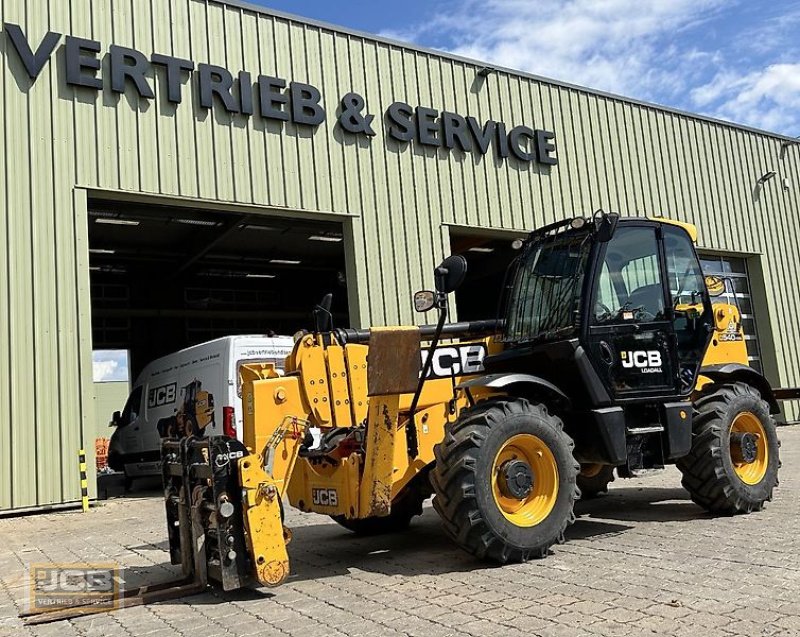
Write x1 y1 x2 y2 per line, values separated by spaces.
595 300 613 321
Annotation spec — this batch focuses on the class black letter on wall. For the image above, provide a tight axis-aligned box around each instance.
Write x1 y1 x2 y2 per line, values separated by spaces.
442 111 472 152
4 23 61 81
290 82 325 126
509 126 535 162
258 76 289 121
416 107 440 146
198 63 239 113
65 36 102 89
386 102 415 142
151 54 194 104
466 117 496 155
535 130 558 165
110 45 155 99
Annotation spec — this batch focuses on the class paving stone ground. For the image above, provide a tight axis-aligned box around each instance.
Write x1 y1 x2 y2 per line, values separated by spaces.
1 427 799 637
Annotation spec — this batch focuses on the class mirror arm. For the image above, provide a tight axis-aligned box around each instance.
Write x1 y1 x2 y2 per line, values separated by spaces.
407 299 448 458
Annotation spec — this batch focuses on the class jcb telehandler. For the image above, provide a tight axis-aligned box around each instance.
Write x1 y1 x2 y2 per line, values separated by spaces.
24 212 789 623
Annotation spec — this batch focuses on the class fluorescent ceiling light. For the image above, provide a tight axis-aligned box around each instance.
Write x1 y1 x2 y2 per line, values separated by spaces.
89 248 116 255
270 259 301 265
244 224 279 231
309 235 343 242
89 266 101 271
468 247 494 253
246 273 276 279
95 218 140 226
175 218 219 227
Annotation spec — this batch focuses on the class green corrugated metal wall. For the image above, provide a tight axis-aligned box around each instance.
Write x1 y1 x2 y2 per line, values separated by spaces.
1 0 799 510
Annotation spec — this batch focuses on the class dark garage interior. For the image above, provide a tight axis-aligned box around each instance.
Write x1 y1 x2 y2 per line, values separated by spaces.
88 200 349 379
450 230 523 322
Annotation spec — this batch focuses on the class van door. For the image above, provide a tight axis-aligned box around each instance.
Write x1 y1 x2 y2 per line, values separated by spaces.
112 385 144 455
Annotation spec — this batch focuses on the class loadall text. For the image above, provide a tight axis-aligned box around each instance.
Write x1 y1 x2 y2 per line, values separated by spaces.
3 22 557 166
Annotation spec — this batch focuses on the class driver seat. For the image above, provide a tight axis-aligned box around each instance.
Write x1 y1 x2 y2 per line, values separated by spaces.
626 284 664 318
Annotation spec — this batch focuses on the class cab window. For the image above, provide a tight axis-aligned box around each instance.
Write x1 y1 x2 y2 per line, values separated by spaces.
593 227 665 324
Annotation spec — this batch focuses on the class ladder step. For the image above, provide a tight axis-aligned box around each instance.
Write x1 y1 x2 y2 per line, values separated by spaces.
626 426 664 435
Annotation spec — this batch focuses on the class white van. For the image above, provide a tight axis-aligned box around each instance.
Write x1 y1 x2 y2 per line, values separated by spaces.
108 335 294 486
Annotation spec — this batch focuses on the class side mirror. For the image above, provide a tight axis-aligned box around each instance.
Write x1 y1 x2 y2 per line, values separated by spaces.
595 211 620 243
111 411 122 427
413 290 436 313
313 293 334 333
704 275 726 297
434 255 468 294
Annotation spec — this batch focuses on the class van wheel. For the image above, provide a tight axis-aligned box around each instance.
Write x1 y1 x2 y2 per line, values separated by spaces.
123 475 134 492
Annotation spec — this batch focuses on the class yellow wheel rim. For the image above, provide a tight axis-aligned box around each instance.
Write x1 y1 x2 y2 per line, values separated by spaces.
730 412 768 485
491 434 559 527
580 463 604 479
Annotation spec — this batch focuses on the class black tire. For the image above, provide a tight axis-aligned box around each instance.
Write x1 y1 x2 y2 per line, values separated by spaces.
430 397 579 562
331 476 429 535
577 465 615 498
678 382 780 514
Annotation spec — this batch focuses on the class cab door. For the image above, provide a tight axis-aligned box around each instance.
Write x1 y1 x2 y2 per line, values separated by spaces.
585 225 676 400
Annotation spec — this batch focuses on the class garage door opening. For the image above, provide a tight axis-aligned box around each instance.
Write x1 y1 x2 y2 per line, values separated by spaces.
450 230 523 322
87 200 349 381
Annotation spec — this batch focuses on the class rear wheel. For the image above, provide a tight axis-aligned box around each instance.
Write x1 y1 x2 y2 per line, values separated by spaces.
577 464 615 498
431 397 579 562
678 382 780 513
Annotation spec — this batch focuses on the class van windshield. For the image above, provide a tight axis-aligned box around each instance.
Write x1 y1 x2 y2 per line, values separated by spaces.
120 386 143 425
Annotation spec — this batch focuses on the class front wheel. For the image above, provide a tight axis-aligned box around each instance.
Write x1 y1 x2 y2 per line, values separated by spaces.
431 397 579 562
678 382 780 514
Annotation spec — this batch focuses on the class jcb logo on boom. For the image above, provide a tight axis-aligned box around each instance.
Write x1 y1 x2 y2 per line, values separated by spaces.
621 350 663 373
311 488 338 507
421 344 487 379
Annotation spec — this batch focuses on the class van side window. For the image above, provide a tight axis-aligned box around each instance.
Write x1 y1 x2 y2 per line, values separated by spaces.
120 386 143 425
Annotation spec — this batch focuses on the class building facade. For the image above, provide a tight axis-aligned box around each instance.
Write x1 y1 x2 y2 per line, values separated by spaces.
1 0 799 511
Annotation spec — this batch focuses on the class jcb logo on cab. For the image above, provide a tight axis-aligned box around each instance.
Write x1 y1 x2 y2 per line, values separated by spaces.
621 350 662 370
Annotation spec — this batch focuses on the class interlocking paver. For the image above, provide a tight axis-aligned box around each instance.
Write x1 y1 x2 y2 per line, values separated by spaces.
2 427 800 637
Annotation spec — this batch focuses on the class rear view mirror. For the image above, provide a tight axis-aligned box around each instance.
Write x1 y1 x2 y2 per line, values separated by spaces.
594 211 620 243
704 275 726 297
414 290 436 313
434 255 468 294
111 410 122 427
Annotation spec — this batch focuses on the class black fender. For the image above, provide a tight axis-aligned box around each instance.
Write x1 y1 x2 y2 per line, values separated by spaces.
699 364 779 414
457 373 570 408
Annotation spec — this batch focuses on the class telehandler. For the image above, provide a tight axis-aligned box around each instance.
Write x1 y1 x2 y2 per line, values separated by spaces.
24 212 790 623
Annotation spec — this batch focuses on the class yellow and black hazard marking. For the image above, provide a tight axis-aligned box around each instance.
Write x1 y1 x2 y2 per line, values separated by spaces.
79 449 89 513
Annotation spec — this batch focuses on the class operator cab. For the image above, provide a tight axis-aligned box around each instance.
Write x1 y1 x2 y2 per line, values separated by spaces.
489 212 714 411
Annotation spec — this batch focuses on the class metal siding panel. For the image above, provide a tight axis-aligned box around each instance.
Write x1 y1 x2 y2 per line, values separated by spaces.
112 0 141 192
207 4 234 202
223 6 252 204
92 0 119 190
133 0 159 194
30 0 59 505
171 0 199 198
255 15 286 208
0 0 11 510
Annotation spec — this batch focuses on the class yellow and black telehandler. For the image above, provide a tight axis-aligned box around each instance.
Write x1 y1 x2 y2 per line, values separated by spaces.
25 211 795 623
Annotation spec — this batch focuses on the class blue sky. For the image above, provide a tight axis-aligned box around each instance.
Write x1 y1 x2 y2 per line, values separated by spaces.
254 0 800 136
